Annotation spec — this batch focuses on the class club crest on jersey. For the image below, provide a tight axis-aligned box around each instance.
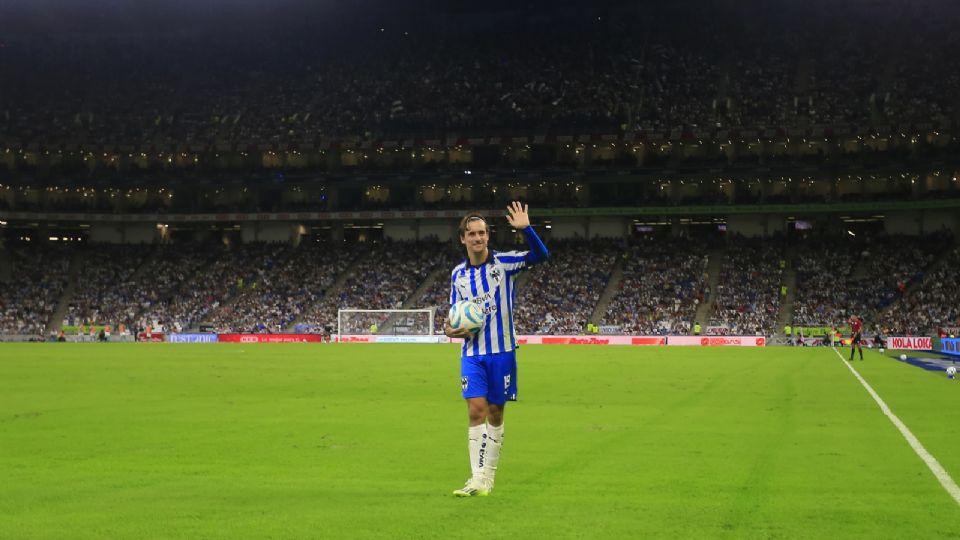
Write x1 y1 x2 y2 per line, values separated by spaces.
488 266 503 284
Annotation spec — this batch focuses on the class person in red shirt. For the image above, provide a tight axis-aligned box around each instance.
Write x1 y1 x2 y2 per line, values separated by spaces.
849 315 864 361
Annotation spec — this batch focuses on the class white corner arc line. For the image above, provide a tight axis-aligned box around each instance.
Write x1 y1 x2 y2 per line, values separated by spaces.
831 347 960 505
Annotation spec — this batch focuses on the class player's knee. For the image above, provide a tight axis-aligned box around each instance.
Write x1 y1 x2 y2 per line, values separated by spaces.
467 402 488 423
487 405 504 426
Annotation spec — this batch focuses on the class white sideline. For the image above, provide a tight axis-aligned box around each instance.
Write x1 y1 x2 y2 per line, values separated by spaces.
831 347 960 506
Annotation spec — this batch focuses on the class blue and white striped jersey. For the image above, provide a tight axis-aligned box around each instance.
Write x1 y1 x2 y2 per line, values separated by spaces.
450 249 531 356
450 225 549 356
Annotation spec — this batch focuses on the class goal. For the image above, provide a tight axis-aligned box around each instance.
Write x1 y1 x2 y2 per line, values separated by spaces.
337 308 436 340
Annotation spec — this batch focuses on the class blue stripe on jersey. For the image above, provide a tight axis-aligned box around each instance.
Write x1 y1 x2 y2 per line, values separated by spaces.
449 270 458 305
492 266 505 352
479 265 493 354
469 266 479 357
505 270 515 348
457 267 467 357
497 255 525 263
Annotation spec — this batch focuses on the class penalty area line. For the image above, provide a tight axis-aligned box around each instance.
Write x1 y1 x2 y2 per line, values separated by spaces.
831 347 960 506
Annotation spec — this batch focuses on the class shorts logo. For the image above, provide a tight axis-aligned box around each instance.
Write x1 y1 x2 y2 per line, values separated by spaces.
503 374 511 395
461 376 468 391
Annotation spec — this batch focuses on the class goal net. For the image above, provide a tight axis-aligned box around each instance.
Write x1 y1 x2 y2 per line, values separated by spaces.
337 308 436 340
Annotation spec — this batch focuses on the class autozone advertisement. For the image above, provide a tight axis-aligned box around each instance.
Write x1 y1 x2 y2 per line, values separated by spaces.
886 336 933 350
334 335 666 345
517 335 666 346
218 334 323 343
668 336 767 347
335 335 451 343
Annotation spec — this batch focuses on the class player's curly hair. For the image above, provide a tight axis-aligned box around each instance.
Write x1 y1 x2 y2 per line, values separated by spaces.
458 211 488 239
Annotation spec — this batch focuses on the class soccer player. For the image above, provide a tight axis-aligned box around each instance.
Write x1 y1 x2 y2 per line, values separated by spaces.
446 202 549 497
849 314 864 361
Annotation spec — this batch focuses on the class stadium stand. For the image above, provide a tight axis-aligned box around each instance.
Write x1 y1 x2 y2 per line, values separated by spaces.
791 233 944 331
513 238 620 335
0 244 73 335
878 244 960 335
1 2 958 149
298 239 456 336
709 236 784 336
599 237 708 335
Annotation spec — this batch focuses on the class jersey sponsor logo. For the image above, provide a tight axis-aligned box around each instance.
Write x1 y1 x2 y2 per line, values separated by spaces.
471 291 495 305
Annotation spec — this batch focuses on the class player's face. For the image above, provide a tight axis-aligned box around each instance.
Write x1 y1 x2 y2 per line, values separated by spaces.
461 220 488 255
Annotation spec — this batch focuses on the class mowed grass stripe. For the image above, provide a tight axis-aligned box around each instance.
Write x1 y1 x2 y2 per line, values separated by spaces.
1 344 958 539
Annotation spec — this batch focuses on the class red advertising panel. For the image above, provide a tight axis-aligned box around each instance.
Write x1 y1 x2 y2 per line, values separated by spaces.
887 336 933 350
516 335 665 346
668 336 766 347
632 337 667 346
137 332 166 342
218 334 323 343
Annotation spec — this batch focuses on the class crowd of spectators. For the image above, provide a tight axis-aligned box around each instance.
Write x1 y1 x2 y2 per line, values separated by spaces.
513 238 619 334
0 245 72 335
62 245 152 328
202 242 364 333
710 237 784 336
877 245 960 335
299 239 457 335
3 229 958 338
136 242 281 332
2 2 958 150
600 237 708 335
791 238 857 328
791 233 942 330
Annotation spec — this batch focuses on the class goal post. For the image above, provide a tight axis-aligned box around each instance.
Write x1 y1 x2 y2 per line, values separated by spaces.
337 308 436 341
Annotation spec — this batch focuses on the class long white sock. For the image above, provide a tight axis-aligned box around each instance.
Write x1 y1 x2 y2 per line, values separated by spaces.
468 424 487 479
483 423 504 483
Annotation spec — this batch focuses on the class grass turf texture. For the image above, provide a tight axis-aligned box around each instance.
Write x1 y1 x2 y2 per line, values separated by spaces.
2 344 959 539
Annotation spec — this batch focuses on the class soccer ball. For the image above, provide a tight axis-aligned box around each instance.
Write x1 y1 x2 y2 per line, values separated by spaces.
899 354 907 361
449 301 484 332
879 348 884 354
947 366 957 380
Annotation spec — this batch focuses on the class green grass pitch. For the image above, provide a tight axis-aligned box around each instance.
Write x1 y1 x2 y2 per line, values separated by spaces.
2 343 960 539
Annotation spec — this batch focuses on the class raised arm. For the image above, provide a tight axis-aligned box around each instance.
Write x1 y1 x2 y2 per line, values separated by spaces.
506 201 548 265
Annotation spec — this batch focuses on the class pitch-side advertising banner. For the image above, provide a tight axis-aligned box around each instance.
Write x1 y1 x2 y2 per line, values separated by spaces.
334 335 666 345
137 332 165 342
668 336 767 347
167 333 219 343
939 338 960 357
336 335 451 343
518 335 666 345
887 336 933 350
219 334 323 343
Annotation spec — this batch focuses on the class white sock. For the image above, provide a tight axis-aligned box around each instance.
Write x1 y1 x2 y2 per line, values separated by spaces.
468 424 487 480
483 423 504 483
